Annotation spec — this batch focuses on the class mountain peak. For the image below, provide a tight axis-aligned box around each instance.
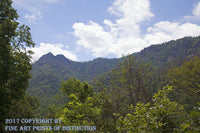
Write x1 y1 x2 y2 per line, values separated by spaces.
45 52 54 56
36 52 74 65
56 54 66 59
37 52 54 63
56 54 73 63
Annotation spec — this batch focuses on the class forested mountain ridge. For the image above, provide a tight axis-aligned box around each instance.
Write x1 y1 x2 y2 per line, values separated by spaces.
134 36 200 93
28 52 119 109
30 52 119 82
135 36 200 66
2 0 199 132
28 36 200 114
95 36 200 97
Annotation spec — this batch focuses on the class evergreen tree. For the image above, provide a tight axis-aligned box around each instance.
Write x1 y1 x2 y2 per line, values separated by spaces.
168 56 200 111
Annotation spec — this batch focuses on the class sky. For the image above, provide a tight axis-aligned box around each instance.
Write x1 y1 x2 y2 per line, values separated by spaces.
13 0 200 62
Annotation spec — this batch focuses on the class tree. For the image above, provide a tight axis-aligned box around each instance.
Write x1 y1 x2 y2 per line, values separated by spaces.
60 78 94 103
92 55 152 132
7 94 39 127
106 55 151 115
168 56 200 111
0 0 35 131
116 86 187 133
59 78 101 132
119 55 151 105
189 102 200 131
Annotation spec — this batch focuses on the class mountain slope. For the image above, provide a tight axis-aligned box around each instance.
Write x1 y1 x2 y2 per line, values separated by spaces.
135 36 200 66
28 52 119 107
28 36 200 115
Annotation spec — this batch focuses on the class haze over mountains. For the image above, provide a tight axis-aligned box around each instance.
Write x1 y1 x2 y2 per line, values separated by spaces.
27 36 200 114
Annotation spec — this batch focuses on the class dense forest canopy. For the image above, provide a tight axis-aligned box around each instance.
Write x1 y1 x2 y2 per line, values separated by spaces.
0 0 38 132
28 36 200 117
1 0 200 132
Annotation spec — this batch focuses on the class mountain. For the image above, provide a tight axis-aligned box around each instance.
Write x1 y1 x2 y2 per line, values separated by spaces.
27 36 200 114
29 52 119 91
135 36 200 66
28 52 119 113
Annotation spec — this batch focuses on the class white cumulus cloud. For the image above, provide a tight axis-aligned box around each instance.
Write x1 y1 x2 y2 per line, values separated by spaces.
73 0 200 58
30 43 77 63
145 22 200 44
107 0 154 37
73 21 113 57
73 0 154 58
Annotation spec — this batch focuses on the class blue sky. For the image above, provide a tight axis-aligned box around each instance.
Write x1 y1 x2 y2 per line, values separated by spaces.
13 0 200 62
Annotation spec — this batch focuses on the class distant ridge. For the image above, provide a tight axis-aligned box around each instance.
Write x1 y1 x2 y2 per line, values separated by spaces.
28 36 200 115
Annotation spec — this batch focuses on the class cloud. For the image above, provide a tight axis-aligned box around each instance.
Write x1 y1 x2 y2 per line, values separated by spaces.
108 0 154 23
13 0 61 23
25 8 42 23
73 0 154 57
73 0 200 58
145 21 200 44
107 0 154 37
193 2 200 17
30 43 77 62
183 2 200 23
73 21 113 57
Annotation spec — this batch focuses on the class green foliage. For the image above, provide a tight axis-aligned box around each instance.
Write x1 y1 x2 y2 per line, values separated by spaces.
51 53 200 132
8 94 39 120
97 88 124 132
168 56 200 111
116 86 187 133
57 80 200 132
58 79 101 132
28 36 200 116
119 55 151 104
1 1 200 133
60 78 94 103
82 56 153 132
61 94 101 125
189 103 200 131
168 56 200 96
135 36 200 93
28 53 119 115
98 55 151 112
136 36 200 67
0 0 36 132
